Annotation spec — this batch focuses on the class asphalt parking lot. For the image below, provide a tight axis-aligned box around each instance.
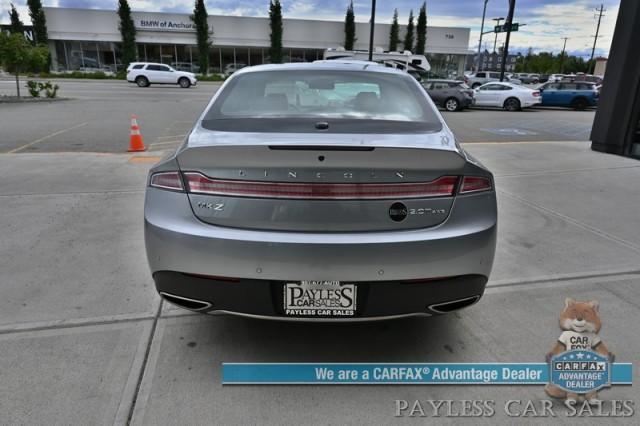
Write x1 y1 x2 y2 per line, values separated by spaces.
0 79 595 153
1 78 638 425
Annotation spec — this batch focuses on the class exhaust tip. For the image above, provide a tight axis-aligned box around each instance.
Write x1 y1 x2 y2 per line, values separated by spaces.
160 292 212 311
428 295 480 314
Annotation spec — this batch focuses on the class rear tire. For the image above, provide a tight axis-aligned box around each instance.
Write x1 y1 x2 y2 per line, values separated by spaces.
472 83 481 89
178 77 191 88
135 76 149 87
571 97 588 110
444 97 460 112
504 97 521 111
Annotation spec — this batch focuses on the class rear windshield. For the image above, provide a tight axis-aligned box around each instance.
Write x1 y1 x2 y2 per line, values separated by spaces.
202 70 442 133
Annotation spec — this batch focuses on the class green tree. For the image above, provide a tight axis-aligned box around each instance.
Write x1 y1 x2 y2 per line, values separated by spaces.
343 1 356 50
403 10 414 52
8 3 24 34
513 50 596 74
0 32 48 98
415 2 427 55
389 9 399 51
117 0 137 69
27 0 48 44
191 0 211 74
269 0 283 63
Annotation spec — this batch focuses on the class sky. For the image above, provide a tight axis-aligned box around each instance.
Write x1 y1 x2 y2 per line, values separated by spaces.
1 0 620 58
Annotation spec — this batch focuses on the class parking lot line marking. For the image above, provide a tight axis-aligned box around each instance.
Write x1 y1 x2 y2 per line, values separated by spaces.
149 140 182 147
7 122 88 153
499 188 640 253
487 267 640 290
156 134 186 140
0 310 157 335
128 156 162 164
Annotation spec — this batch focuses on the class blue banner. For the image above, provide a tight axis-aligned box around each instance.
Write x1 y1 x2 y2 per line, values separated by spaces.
222 363 633 385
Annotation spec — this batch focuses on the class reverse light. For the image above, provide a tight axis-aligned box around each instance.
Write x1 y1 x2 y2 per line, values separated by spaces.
459 176 492 194
149 171 184 191
183 172 458 200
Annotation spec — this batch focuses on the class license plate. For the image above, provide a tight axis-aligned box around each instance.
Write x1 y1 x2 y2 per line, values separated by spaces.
284 281 356 317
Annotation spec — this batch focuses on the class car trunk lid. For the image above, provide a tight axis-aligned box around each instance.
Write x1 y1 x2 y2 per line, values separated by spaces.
177 130 465 232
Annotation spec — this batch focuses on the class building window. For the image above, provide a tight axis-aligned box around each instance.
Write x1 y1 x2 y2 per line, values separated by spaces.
175 45 192 71
145 44 160 63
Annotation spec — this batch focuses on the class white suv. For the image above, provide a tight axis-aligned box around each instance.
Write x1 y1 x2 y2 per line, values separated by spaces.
126 62 197 88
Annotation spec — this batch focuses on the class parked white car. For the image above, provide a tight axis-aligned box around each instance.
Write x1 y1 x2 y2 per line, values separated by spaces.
547 74 566 83
224 63 247 76
126 62 197 88
473 82 541 111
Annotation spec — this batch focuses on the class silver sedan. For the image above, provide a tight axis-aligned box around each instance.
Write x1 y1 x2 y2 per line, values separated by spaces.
144 62 497 321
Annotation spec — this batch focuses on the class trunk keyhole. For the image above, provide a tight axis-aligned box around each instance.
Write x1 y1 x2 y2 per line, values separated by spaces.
318 155 325 162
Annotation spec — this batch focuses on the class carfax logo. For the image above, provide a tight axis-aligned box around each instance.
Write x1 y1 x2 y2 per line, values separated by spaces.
550 350 610 394
545 298 615 403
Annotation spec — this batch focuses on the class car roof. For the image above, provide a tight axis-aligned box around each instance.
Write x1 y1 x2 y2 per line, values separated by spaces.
130 62 170 67
481 81 518 88
232 61 408 76
425 79 460 83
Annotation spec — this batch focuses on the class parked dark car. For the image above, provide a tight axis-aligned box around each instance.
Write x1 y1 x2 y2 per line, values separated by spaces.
423 80 474 111
538 82 599 110
518 73 540 84
538 74 550 83
559 74 603 85
573 74 603 85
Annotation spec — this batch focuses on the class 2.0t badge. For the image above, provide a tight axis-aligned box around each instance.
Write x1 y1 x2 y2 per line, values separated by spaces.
389 203 447 222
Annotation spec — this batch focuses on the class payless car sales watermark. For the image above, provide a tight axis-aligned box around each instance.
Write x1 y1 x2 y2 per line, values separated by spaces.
394 399 634 418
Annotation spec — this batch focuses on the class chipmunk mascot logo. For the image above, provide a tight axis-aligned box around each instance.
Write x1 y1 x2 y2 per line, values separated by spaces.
545 298 614 403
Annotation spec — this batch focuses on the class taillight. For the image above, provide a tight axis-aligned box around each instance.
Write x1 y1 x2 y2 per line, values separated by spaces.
183 172 458 200
459 176 492 194
532 91 540 97
149 171 184 191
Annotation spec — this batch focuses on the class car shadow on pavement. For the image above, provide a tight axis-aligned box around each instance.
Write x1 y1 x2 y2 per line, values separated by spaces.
166 311 471 362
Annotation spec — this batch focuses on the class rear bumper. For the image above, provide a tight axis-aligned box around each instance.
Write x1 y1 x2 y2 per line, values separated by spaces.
523 98 542 107
145 188 497 282
461 96 474 108
154 271 487 320
144 186 496 319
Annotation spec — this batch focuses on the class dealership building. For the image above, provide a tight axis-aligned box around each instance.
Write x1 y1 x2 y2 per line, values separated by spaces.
42 7 472 76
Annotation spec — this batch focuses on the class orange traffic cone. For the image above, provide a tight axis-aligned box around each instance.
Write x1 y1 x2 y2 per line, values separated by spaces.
128 114 146 152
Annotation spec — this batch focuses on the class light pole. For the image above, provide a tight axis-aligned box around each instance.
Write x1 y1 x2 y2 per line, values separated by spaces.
559 37 569 73
368 0 377 61
492 17 504 53
499 0 516 82
589 4 605 73
475 0 489 72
